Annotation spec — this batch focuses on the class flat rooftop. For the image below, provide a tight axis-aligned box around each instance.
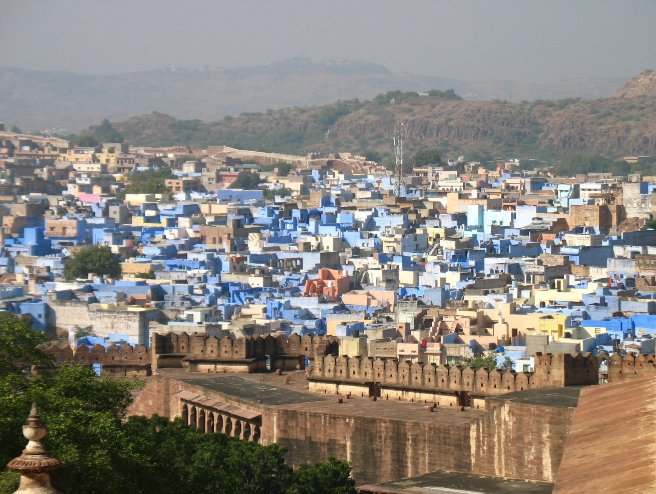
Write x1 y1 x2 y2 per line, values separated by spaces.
174 374 326 406
492 386 583 408
164 371 486 425
358 470 553 494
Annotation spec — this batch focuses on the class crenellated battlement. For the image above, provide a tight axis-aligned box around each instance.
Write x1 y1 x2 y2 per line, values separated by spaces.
40 332 339 375
39 342 151 377
40 342 150 364
305 351 656 406
150 332 338 360
599 351 656 382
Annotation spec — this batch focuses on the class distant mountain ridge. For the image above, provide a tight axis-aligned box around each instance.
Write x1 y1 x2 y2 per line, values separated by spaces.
0 58 628 132
104 71 656 160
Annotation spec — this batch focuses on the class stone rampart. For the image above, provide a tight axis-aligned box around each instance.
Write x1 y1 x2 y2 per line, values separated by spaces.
41 332 339 374
603 351 656 381
39 342 151 376
151 332 337 363
129 375 576 484
309 352 599 397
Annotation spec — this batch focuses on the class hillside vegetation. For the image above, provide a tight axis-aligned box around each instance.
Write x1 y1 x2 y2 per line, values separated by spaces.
0 58 627 132
104 78 656 160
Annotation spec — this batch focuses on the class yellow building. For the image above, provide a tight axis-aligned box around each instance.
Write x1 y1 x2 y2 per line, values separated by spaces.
121 262 155 279
537 314 569 339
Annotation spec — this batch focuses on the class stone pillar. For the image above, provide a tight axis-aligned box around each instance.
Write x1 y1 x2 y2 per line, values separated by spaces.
8 403 61 494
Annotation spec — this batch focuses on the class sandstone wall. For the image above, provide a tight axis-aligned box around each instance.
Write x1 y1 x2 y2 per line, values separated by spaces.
605 352 656 381
470 398 575 482
309 352 599 397
264 407 473 484
129 376 575 485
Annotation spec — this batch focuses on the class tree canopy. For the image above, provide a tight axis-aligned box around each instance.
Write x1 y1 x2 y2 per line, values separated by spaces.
120 166 174 197
64 245 122 280
555 152 631 176
230 171 265 190
409 148 442 168
262 186 292 201
260 162 292 177
0 313 356 494
460 354 498 371
75 119 124 147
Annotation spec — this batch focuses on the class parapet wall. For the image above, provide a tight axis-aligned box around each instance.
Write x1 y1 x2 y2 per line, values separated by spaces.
151 332 338 361
309 353 600 396
41 332 339 374
40 342 150 365
603 351 656 382
39 342 151 376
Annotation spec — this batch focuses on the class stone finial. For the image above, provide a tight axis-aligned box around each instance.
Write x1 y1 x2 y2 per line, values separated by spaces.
7 403 60 494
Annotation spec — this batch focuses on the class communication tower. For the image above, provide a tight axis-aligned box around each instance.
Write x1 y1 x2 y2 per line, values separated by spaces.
393 121 405 197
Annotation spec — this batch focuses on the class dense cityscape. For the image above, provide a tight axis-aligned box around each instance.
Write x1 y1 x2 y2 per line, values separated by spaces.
2 2 656 494
0 117 654 492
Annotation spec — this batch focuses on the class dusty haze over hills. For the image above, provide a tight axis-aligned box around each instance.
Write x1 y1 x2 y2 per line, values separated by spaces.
97 70 656 160
1 1 655 131
0 60 629 132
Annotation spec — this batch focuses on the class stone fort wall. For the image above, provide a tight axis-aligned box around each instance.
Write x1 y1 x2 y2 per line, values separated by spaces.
309 353 598 399
40 332 339 374
151 332 338 361
128 375 575 484
604 351 656 381
308 351 656 395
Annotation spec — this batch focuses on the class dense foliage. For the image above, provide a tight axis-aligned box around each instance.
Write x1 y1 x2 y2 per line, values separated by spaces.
120 166 175 197
230 171 265 190
0 313 355 494
74 118 124 147
460 354 498 371
64 244 122 280
261 162 292 176
408 148 442 167
262 186 292 201
555 152 631 177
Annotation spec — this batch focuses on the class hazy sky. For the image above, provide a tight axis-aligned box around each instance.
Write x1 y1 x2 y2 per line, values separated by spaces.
2 0 655 82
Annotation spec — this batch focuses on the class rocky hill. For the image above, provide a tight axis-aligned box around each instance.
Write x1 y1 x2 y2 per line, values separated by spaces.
106 79 656 160
612 70 656 98
0 58 626 132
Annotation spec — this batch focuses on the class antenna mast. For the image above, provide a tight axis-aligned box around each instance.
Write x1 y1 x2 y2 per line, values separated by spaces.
393 121 405 197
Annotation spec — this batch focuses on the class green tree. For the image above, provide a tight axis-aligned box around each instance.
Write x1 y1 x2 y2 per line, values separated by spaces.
500 357 515 372
120 166 174 197
556 152 631 177
461 354 497 371
73 325 94 339
93 119 124 143
261 163 292 176
409 148 442 168
9 125 21 134
427 89 462 100
262 186 291 201
642 219 656 231
289 457 356 494
75 134 99 147
230 171 264 190
0 319 357 494
361 150 382 163
0 312 49 375
64 245 121 280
